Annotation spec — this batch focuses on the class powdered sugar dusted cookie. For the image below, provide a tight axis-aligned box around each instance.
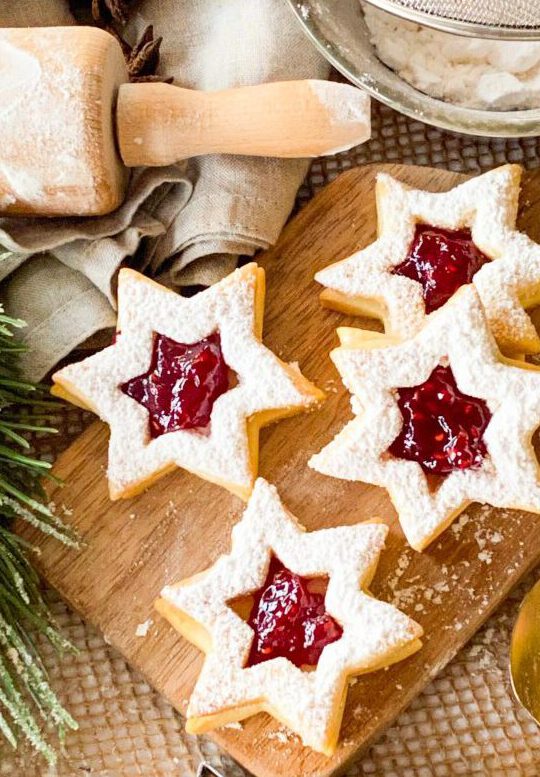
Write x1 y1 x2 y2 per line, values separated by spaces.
157 478 422 755
310 286 540 551
316 165 540 355
52 264 323 500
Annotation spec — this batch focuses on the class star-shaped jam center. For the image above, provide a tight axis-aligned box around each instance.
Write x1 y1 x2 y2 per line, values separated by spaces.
239 556 343 669
392 224 490 314
120 331 232 438
388 364 492 475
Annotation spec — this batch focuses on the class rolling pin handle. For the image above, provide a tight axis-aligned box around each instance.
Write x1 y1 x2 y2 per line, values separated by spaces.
116 80 371 167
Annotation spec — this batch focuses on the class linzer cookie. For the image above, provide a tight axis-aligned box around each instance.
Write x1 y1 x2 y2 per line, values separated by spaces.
51 264 323 500
310 286 540 551
315 164 540 355
156 479 422 755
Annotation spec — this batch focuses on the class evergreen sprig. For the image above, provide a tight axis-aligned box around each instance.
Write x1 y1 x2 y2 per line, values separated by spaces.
0 306 79 764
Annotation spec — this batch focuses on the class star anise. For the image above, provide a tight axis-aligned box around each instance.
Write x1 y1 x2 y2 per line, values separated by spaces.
91 0 131 25
110 25 173 84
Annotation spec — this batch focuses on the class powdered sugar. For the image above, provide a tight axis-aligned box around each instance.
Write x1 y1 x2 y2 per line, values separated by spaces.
135 619 152 637
310 286 540 551
308 80 371 155
0 27 127 216
363 4 540 111
316 165 540 355
0 29 101 212
52 264 322 500
0 39 41 113
159 479 422 755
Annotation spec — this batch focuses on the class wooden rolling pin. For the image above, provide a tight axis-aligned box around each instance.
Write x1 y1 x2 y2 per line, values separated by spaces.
0 26 371 217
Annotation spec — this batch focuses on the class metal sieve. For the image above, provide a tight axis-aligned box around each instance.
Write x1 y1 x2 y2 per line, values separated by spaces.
363 0 540 39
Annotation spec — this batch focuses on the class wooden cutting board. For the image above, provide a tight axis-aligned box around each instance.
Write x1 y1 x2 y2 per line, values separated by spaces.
18 164 540 777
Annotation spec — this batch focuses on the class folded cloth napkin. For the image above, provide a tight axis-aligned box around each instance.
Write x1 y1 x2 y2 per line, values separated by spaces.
0 0 328 380
2 0 74 26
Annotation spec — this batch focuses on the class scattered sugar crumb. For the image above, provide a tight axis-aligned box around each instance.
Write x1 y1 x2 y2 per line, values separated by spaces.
434 582 450 593
389 549 411 585
323 379 339 394
266 726 295 744
451 512 470 537
474 526 503 550
135 619 153 637
353 704 366 719
478 550 493 565
398 553 410 571
221 721 243 731
166 500 178 518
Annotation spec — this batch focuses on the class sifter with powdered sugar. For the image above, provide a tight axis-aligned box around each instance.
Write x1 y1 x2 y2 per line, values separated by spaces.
362 0 540 39
288 0 540 136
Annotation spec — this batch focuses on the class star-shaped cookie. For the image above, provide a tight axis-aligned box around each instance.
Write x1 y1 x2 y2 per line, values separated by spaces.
51 264 324 500
156 478 423 755
316 164 540 355
310 286 540 552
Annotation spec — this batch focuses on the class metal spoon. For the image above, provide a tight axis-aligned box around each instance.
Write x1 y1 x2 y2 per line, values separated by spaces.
510 578 540 724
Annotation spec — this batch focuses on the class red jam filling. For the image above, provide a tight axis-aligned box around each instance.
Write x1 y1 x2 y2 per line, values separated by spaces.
392 224 489 314
388 365 491 475
245 557 343 669
120 332 230 438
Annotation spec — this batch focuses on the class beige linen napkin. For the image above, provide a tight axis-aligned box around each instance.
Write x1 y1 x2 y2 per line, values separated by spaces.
0 0 328 380
125 1 328 283
3 0 74 26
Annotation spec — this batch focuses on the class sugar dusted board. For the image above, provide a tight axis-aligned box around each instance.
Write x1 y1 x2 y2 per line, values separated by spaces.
17 165 540 777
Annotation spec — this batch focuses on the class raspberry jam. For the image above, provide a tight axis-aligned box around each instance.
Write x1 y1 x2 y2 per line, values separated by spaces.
388 365 491 475
120 332 230 438
392 225 489 313
245 557 343 669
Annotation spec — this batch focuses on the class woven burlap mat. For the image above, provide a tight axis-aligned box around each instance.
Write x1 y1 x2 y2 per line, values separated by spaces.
3 101 540 777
